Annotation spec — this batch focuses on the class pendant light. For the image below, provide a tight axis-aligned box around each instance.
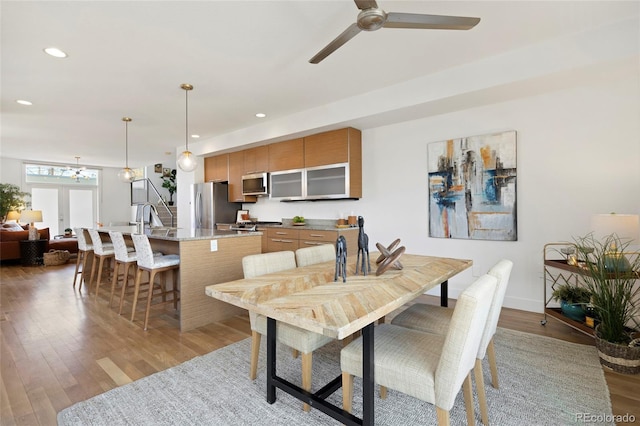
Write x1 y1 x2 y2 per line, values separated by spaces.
117 117 135 182
177 83 197 172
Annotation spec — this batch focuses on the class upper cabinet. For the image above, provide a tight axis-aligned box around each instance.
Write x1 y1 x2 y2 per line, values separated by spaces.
270 128 362 200
305 127 361 199
243 146 269 175
204 154 229 183
304 128 360 168
228 151 257 203
206 127 362 201
268 138 304 172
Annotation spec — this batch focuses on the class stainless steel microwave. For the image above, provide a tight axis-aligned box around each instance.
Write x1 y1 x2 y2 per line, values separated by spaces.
242 172 269 196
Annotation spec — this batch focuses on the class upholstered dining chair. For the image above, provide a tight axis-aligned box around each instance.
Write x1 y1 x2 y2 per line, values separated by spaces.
73 228 92 291
341 274 497 426
130 233 180 331
87 229 115 298
242 250 334 412
294 243 335 267
389 259 513 425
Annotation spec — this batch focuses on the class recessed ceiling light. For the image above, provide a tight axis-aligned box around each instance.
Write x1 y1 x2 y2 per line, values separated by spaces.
191 134 200 139
255 113 266 118
43 47 68 58
16 99 33 106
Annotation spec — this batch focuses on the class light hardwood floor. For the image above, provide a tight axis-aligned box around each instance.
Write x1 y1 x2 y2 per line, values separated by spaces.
1 262 638 425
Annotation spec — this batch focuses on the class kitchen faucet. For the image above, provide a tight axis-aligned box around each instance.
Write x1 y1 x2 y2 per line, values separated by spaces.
136 203 164 228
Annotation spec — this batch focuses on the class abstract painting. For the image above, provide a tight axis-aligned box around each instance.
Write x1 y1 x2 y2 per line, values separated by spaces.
428 130 517 241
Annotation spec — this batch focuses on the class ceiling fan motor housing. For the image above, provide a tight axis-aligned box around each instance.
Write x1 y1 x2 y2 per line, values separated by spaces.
357 8 387 31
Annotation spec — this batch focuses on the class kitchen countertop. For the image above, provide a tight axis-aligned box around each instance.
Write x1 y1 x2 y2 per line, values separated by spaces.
265 224 358 231
96 225 262 241
218 219 359 232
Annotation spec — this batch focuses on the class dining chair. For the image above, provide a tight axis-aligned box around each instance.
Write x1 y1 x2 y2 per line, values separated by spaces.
87 229 115 298
389 259 513 425
294 243 363 346
130 233 180 331
242 250 334 412
294 243 335 267
341 274 497 426
73 228 92 291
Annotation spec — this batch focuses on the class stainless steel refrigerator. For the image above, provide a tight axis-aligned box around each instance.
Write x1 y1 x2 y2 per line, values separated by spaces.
191 182 241 229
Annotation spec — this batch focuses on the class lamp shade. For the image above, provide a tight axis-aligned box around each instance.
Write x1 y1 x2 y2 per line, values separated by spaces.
591 213 640 243
6 210 20 222
20 210 43 224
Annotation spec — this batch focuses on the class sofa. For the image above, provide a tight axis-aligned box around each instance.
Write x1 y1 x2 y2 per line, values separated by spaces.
0 224 78 261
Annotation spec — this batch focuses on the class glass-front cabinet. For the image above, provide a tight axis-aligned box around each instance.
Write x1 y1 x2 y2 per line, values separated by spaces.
306 163 348 199
270 163 352 201
270 169 304 200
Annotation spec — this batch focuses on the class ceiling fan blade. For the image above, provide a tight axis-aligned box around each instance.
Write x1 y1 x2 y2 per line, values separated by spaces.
384 12 480 30
309 23 362 64
354 0 378 10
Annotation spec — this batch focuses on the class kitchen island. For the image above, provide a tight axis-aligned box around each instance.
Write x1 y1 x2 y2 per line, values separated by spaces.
97 226 261 332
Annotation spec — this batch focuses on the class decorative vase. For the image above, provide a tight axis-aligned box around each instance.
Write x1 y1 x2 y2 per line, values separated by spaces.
594 327 640 375
560 300 586 322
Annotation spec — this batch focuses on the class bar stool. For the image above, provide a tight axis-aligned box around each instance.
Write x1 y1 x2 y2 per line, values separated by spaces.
73 228 92 291
130 233 180 331
108 231 138 312
87 228 115 298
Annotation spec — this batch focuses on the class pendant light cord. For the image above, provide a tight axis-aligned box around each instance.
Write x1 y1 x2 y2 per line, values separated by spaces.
185 88 189 152
125 120 129 168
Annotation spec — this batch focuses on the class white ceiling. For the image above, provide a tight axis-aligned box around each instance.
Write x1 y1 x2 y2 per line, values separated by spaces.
1 1 637 169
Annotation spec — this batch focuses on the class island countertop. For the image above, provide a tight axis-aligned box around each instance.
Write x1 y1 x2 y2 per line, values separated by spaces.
96 225 261 241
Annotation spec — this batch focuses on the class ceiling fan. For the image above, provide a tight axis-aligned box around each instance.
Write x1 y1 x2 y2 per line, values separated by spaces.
309 0 480 64
66 156 89 181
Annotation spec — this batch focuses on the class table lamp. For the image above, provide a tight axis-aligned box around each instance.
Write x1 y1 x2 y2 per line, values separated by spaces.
6 210 20 223
591 213 639 272
20 210 43 240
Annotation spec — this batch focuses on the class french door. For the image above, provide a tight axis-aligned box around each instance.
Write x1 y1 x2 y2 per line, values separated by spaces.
29 186 96 236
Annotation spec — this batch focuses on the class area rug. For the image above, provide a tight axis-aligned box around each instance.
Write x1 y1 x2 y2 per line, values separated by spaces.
58 328 613 425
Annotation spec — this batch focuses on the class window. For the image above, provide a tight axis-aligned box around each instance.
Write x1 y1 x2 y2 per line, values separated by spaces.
25 163 99 186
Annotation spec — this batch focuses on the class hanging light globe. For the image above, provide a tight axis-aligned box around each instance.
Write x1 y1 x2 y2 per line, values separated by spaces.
118 167 135 183
177 83 198 172
177 150 197 172
119 117 136 183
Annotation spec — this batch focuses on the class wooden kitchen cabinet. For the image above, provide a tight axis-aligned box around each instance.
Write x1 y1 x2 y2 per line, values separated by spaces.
228 151 256 203
243 146 269 175
268 138 304 172
298 229 339 246
204 154 229 182
263 226 358 254
304 127 361 167
266 228 300 252
303 127 362 199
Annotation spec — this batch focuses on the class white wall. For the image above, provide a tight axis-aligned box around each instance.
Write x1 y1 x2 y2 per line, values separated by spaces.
246 69 640 313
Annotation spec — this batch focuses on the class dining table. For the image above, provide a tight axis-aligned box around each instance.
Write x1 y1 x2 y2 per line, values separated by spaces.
205 253 472 425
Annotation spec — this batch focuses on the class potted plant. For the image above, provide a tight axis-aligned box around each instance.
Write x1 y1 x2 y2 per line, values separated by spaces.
64 228 73 237
576 233 640 374
0 183 30 222
551 283 591 322
161 169 177 206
